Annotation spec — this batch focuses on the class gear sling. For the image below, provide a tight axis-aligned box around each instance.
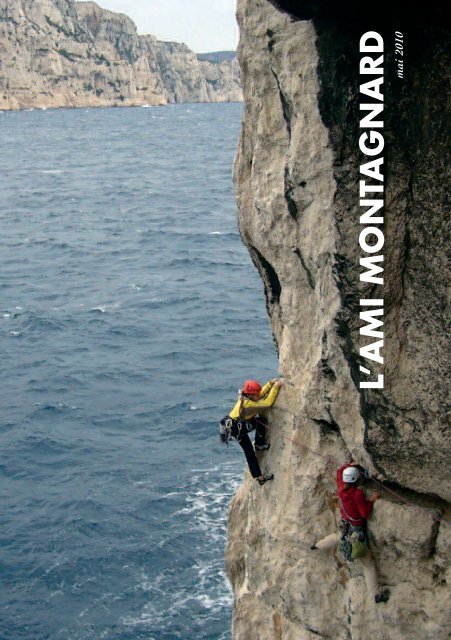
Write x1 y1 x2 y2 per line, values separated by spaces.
220 415 267 478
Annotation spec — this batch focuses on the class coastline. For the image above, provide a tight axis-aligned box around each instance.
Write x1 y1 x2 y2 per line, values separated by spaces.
0 98 244 113
0 1 242 113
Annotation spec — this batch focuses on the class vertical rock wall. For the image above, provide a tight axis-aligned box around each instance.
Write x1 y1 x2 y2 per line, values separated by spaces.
226 1 450 638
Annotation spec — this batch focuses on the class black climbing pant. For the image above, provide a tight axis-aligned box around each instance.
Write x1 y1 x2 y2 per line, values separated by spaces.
231 417 267 478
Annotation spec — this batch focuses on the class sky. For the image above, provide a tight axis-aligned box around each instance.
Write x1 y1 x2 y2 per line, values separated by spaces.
79 0 239 53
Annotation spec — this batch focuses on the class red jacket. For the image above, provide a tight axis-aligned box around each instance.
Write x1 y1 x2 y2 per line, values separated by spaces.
336 464 373 526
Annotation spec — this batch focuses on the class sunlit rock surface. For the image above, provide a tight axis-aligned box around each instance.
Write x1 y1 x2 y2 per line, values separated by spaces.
226 1 450 638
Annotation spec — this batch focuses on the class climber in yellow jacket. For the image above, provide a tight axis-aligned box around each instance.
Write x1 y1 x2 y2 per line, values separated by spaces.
220 378 284 485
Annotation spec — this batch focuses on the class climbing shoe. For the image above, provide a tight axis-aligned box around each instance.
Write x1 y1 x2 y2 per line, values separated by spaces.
310 544 318 550
375 589 390 604
255 443 270 451
257 473 274 486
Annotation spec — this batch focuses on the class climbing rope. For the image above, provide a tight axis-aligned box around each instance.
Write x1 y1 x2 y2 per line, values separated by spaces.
368 475 449 526
254 417 451 527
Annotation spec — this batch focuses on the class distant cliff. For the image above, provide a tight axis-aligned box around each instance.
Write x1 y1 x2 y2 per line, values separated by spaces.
0 0 242 110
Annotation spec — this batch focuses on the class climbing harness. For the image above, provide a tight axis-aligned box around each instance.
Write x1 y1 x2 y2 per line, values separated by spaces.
219 416 256 445
219 416 233 445
337 520 367 561
339 525 368 561
337 502 369 561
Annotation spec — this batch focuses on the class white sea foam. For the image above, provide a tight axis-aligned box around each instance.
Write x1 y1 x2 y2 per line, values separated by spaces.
195 593 217 609
122 463 239 634
209 231 224 235
91 301 121 313
133 480 154 488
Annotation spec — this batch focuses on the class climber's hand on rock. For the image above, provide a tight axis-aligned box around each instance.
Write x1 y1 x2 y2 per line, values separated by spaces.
275 378 285 387
369 493 381 502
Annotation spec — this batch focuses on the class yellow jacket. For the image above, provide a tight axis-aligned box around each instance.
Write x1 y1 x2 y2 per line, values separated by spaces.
229 380 281 420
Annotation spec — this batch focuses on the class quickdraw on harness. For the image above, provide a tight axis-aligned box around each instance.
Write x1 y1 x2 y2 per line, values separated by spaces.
219 391 255 445
219 416 256 445
219 416 233 445
338 496 368 561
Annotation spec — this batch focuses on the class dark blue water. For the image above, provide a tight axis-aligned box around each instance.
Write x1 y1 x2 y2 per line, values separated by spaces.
0 104 277 640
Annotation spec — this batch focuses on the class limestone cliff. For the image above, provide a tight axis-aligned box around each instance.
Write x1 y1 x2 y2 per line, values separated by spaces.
0 0 242 110
226 1 450 639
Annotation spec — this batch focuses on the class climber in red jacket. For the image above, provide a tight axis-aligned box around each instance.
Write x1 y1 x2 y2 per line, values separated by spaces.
311 462 390 604
336 462 377 525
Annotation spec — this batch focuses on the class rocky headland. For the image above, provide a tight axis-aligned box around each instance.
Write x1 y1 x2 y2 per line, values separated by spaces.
0 0 242 110
226 1 450 639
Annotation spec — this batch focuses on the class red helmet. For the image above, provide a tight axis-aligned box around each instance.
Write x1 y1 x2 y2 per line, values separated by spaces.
243 380 262 395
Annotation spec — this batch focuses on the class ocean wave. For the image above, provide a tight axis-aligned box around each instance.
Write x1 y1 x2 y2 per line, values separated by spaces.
208 231 238 237
37 169 66 175
17 434 74 459
5 311 67 336
31 402 78 412
89 301 121 313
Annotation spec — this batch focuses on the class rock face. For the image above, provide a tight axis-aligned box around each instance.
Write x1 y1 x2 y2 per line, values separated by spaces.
226 1 450 639
0 0 242 110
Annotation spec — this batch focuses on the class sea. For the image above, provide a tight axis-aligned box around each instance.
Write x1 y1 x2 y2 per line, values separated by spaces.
0 103 278 640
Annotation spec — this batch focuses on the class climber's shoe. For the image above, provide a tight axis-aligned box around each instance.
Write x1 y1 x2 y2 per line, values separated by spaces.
375 589 390 604
257 473 274 486
255 443 270 451
310 544 318 550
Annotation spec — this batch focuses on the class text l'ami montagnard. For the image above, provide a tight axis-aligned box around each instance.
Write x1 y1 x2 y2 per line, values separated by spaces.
358 31 385 389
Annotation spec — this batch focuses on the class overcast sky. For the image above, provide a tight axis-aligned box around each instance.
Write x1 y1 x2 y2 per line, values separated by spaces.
80 0 239 53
